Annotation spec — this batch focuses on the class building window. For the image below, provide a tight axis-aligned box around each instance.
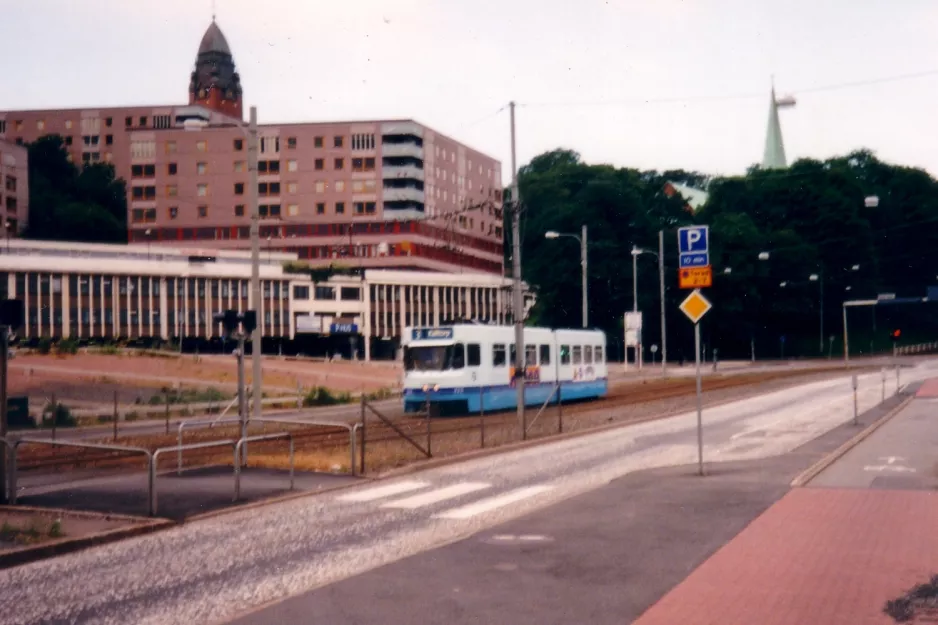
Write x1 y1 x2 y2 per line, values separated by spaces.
314 158 324 171
64 136 73 146
334 136 343 148
166 185 178 196
287 160 298 172
315 286 335 300
287 204 299 216
335 202 345 214
131 164 156 178
105 135 113 145
197 140 207 152
198 205 208 218
6 197 17 212
168 163 177 175
5 176 15 192
259 204 281 218
234 182 244 195
293 285 310 300
260 136 280 153
287 137 297 149
316 202 325 214
314 136 324 148
365 201 376 214
165 141 177 154
315 181 325 193
197 162 207 174
334 180 345 192
334 158 344 170
138 116 146 126
234 161 245 172
197 184 208 197
234 138 243 151
341 287 360 301
235 204 245 217
169 207 178 219
286 182 297 194
105 117 113 127
125 117 132 128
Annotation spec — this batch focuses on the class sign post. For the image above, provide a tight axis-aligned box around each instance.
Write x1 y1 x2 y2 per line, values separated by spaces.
679 289 712 477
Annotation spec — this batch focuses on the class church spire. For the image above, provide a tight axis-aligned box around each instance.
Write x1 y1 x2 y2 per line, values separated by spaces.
188 19 243 118
762 81 796 170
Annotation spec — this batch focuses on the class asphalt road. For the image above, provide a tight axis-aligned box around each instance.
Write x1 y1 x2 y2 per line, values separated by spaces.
809 395 938 491
2 360 936 625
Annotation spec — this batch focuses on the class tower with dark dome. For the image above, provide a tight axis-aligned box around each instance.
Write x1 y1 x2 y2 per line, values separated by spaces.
188 19 243 118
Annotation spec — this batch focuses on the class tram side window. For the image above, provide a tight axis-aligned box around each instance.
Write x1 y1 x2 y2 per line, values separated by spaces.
540 345 551 365
510 344 516 363
467 343 481 367
451 343 465 369
493 344 507 367
572 346 582 365
584 346 593 364
525 345 537 366
595 346 604 363
560 345 571 365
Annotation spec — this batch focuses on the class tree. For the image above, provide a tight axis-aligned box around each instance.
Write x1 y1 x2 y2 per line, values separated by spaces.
512 147 938 360
23 135 127 243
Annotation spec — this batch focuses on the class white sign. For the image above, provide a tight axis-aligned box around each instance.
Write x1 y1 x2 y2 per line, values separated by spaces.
650 344 659 353
624 312 643 347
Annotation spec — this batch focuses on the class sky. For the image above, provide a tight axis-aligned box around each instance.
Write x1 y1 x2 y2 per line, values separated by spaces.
2 0 937 181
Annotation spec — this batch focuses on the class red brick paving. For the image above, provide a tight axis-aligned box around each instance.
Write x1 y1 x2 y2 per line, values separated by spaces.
915 377 938 397
633 488 938 625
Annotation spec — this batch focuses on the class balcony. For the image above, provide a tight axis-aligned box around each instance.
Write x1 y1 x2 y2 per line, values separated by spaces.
383 187 425 203
381 143 423 160
382 165 425 182
381 122 424 138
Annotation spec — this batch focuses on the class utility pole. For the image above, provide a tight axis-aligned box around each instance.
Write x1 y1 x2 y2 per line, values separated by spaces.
248 106 262 423
509 101 526 438
581 224 588 328
659 229 667 374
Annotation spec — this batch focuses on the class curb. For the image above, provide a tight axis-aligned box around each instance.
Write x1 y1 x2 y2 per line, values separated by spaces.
790 394 914 488
0 506 173 569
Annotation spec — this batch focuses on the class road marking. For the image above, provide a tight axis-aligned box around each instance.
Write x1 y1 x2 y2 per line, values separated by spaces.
435 485 554 520
336 480 429 502
864 465 917 473
381 482 491 509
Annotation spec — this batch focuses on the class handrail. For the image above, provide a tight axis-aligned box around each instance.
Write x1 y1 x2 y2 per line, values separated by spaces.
178 417 243 475
152 440 236 516
10 438 152 510
233 433 294 501
252 418 361 476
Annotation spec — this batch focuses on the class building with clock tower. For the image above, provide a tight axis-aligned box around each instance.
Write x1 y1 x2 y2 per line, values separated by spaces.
188 19 243 119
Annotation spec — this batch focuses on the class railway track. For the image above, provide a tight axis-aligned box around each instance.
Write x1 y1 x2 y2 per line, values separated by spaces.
14 367 860 473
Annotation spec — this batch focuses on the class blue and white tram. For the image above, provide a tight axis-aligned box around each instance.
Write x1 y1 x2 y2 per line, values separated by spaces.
402 324 608 414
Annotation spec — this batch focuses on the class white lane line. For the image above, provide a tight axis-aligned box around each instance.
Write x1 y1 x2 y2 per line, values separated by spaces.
381 482 491 509
336 480 429 502
434 485 554 520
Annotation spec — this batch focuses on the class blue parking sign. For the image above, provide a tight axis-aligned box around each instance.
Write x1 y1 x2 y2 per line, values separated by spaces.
678 226 709 254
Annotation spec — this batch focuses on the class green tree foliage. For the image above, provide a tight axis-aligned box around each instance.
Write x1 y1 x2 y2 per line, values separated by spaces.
24 135 127 242
514 148 938 360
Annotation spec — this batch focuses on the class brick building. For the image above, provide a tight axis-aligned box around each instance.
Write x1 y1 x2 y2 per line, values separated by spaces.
0 19 504 275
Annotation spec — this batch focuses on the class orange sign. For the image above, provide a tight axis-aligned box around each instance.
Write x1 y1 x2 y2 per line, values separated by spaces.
679 266 712 289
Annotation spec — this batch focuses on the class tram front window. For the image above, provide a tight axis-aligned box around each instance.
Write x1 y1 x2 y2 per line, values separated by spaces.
404 344 465 371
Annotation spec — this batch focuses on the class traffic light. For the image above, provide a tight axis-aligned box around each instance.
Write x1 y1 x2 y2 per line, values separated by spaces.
890 329 901 342
212 309 258 337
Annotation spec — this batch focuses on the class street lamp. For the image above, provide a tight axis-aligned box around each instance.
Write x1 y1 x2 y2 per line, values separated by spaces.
631 245 663 371
865 196 880 208
544 225 588 328
723 267 732 274
758 251 770 261
809 273 823 353
3 221 10 254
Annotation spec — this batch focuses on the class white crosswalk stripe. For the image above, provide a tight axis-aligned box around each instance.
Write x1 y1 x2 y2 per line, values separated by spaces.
434 485 554 520
381 482 491 510
335 480 429 503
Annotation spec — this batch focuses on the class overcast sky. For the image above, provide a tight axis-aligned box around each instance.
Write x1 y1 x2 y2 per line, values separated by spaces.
2 0 936 181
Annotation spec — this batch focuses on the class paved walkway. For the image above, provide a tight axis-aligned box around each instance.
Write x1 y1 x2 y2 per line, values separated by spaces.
633 488 938 625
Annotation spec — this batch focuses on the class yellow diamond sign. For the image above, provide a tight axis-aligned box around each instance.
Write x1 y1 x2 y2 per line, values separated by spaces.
680 289 712 324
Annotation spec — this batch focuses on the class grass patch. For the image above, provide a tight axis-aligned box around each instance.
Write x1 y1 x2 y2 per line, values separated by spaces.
302 387 352 407
0 518 66 546
147 387 228 406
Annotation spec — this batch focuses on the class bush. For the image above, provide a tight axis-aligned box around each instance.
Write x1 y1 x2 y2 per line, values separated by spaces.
41 402 77 428
98 343 120 355
37 337 52 355
303 387 353 407
365 387 395 401
125 411 140 422
55 338 79 355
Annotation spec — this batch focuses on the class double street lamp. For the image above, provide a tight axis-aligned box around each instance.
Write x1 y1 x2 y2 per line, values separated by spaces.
544 226 588 328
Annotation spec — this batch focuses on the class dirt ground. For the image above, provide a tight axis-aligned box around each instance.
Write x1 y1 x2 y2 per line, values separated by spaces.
0 507 136 552
8 352 403 407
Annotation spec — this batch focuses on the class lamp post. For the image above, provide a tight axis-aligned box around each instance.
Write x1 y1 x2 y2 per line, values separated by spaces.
544 225 588 328
631 245 661 370
809 272 823 353
145 228 152 261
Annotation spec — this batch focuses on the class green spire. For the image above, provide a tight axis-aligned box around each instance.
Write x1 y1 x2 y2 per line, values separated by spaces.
762 86 788 169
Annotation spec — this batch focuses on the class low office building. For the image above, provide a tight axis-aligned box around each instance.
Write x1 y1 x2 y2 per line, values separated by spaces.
0 239 529 360
0 138 28 235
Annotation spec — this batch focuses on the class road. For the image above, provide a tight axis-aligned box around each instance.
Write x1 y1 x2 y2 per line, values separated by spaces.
2 360 936 625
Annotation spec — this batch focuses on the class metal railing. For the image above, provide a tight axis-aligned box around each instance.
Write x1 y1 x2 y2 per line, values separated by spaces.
9 439 152 508
151 440 237 516
253 417 361 477
177 417 243 475
233 433 295 501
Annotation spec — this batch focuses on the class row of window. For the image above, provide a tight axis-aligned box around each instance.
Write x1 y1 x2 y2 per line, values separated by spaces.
17 274 291 301
30 309 291 328
133 199 380 223
291 285 361 301
407 342 605 372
